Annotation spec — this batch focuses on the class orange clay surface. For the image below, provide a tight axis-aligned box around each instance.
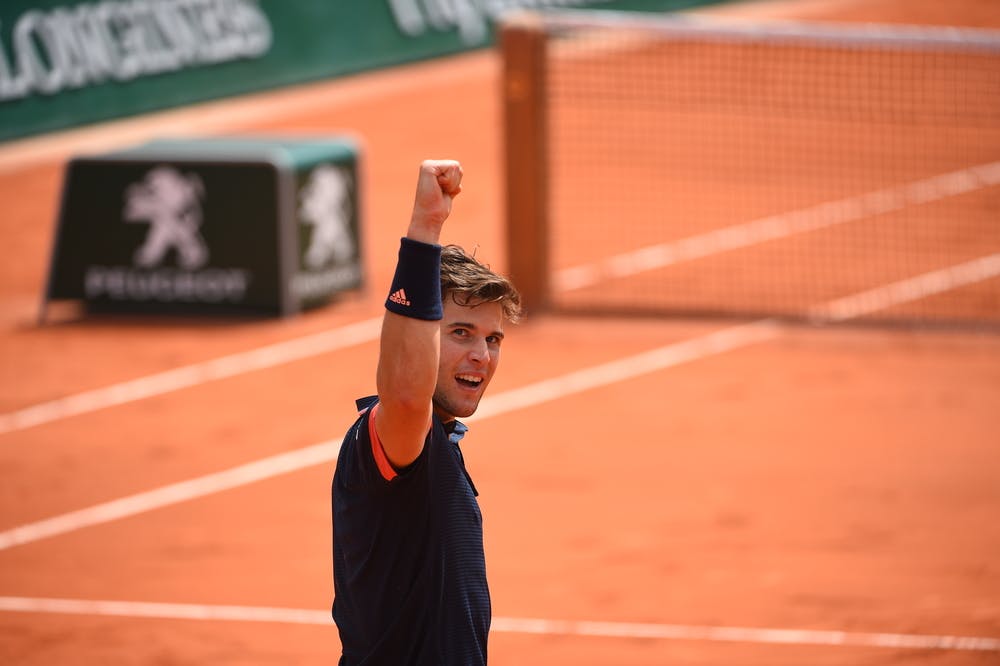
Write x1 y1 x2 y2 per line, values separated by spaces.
1 1 999 664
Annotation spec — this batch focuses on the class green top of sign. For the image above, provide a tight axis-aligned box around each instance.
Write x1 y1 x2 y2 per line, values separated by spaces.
100 137 360 170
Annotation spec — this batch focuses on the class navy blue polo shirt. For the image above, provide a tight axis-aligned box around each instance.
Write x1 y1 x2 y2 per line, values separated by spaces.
332 396 490 665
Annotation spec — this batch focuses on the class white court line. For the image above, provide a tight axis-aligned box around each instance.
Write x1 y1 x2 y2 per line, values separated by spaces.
812 254 1000 323
468 318 781 423
1 253 998 551
0 440 340 551
0 597 1000 652
492 616 1000 652
0 596 997 652
0 317 382 436
555 161 1000 291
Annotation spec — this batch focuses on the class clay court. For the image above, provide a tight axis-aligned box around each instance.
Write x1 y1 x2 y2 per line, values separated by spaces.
1 0 999 663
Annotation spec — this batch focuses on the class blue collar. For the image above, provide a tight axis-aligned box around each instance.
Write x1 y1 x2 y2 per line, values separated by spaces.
445 419 468 445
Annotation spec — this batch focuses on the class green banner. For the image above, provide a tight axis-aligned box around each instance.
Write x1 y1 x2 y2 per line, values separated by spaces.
1 0 728 142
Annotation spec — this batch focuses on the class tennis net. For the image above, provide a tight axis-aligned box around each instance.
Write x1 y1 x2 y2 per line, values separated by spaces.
502 10 1000 326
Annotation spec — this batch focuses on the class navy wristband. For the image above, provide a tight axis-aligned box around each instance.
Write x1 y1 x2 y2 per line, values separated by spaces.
385 237 443 320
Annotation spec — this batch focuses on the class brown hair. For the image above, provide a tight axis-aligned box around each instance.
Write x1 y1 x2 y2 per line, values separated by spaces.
440 245 523 323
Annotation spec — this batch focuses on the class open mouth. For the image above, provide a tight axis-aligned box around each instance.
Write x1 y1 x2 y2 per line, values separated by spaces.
456 374 483 389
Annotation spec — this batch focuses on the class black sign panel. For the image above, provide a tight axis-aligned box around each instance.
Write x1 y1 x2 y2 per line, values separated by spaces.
45 138 363 317
292 160 363 310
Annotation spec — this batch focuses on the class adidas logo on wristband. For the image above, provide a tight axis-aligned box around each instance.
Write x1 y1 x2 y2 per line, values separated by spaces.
388 289 411 306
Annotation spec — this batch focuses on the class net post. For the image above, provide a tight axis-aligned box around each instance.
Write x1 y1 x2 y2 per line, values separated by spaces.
501 12 550 314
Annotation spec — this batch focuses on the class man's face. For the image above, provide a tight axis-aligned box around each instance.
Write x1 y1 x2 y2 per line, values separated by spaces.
433 297 505 422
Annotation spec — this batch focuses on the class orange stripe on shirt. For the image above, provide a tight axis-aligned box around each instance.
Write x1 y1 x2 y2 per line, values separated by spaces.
367 403 398 481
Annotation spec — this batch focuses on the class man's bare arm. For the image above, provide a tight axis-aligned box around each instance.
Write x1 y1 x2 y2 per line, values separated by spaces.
375 160 463 467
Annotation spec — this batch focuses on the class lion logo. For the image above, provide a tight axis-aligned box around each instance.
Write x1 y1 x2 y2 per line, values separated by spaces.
124 166 208 270
299 165 355 269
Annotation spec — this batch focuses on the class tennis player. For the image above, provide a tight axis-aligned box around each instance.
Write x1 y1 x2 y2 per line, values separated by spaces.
331 160 522 664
